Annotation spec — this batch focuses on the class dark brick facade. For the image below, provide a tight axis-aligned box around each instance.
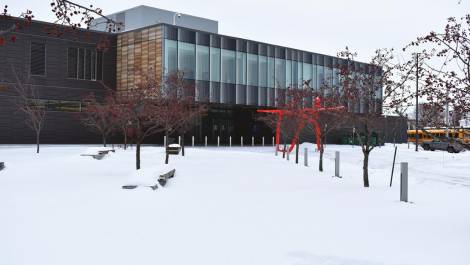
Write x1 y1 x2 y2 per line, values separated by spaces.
0 18 116 144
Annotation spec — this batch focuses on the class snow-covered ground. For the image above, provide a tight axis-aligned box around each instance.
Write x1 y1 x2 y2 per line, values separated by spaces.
0 144 469 265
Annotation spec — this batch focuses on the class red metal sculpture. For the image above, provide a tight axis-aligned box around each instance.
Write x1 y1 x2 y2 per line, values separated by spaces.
258 97 344 153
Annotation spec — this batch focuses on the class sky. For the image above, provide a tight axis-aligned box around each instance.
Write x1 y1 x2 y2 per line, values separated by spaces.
5 0 469 62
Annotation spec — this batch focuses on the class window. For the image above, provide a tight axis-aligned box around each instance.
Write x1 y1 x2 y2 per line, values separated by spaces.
178 42 196 79
268 57 275 88
78 48 85 79
312 64 317 90
67 48 78 78
236 51 246 85
30 42 46 76
303 63 312 88
164 39 178 74
258 55 268 87
286 60 292 87
96 51 103 81
196 45 210 81
68 48 101 80
85 49 92 80
297 61 303 87
210 47 220 82
247 53 258 86
275 58 286 88
29 99 82 112
221 49 236 84
317 65 324 89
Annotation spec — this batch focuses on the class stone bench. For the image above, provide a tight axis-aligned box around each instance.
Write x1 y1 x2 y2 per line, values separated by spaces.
80 154 106 160
158 169 176 187
166 144 181 155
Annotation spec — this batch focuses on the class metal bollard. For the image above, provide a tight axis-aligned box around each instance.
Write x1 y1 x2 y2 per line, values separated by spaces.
304 148 308 166
229 136 232 147
252 136 254 147
275 145 278 156
400 162 408 202
217 136 220 147
164 135 167 147
192 136 195 147
241 136 243 147
262 137 265 146
334 151 341 178
205 136 207 147
178 136 181 145
272 136 275 146
286 150 290 160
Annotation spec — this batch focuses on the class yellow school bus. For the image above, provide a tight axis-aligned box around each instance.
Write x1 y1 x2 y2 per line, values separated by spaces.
407 128 470 144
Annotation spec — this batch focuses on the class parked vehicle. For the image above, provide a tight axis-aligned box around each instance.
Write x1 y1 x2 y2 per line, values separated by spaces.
421 141 465 153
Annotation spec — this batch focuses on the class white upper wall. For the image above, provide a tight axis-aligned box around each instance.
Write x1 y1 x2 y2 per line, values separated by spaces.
90 5 218 33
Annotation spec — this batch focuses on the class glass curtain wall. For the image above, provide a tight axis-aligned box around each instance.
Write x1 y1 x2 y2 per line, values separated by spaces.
236 51 247 85
196 45 210 81
162 26 375 109
221 49 236 84
164 39 177 75
178 42 195 79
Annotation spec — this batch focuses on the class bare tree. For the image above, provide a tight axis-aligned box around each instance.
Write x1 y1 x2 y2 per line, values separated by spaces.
81 91 118 147
159 71 206 162
404 14 470 118
116 79 162 170
11 67 45 153
337 47 412 187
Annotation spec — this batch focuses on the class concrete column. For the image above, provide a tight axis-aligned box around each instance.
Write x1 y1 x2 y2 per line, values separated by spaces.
304 148 308 166
400 162 408 202
205 136 207 147
335 151 340 178
262 137 265 146
164 136 167 147
272 136 275 146
241 136 243 147
192 136 195 147
178 136 181 145
217 136 220 147
252 136 254 147
229 136 232 147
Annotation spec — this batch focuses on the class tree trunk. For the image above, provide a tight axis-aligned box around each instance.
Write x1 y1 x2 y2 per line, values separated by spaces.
123 128 128 150
36 130 40 154
282 142 287 159
165 131 169 147
136 142 141 170
181 132 185 156
295 142 299 164
363 150 370 187
319 145 324 172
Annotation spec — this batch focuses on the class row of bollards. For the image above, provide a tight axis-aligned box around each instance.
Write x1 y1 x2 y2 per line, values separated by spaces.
275 146 409 202
164 136 276 147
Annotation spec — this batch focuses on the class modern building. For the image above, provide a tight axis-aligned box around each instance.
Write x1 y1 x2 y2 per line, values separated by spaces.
0 5 406 145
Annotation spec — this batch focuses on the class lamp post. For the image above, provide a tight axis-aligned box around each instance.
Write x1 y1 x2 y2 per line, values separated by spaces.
415 53 419 152
173 13 182 26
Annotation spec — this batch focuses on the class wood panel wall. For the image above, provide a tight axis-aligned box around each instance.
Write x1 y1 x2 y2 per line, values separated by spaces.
116 26 163 91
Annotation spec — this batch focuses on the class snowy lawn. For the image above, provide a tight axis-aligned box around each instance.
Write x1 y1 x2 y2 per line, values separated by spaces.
0 144 469 265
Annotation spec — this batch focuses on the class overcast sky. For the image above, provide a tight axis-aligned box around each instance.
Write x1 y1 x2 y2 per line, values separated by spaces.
6 0 469 62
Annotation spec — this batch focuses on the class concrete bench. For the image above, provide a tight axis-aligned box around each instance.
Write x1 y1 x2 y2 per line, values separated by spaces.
98 150 116 155
166 144 181 155
158 169 176 187
80 154 106 160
